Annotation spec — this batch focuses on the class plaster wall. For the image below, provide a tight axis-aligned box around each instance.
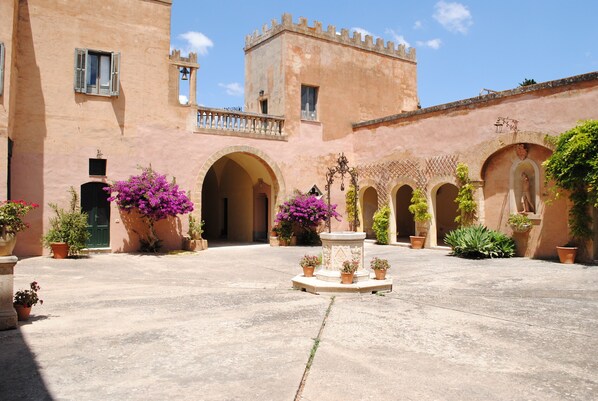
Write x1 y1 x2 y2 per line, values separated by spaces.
245 27 418 141
244 36 285 117
10 0 188 255
353 78 598 259
352 81 598 169
0 0 18 200
482 144 568 258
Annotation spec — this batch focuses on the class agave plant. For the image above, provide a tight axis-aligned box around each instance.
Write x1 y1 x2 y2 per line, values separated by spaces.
444 224 515 259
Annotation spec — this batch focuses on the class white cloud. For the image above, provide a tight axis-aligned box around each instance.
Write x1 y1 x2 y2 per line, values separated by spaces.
179 95 189 105
413 20 423 29
433 1 473 34
385 29 410 48
416 38 442 49
218 82 244 97
178 31 214 56
351 27 375 38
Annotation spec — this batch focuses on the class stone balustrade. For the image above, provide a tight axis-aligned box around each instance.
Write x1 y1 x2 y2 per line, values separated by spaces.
196 106 285 138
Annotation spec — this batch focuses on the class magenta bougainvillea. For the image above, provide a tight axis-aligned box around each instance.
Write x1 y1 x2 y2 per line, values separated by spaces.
105 167 193 252
275 193 340 244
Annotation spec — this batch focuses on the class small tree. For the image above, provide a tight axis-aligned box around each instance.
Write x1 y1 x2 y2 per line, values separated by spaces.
454 162 477 227
543 120 598 243
372 204 390 245
408 189 431 235
106 167 194 252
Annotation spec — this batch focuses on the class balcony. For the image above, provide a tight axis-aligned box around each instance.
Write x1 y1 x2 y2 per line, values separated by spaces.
196 106 286 140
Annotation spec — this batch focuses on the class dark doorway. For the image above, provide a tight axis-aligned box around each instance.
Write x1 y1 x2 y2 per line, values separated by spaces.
81 182 110 248
396 185 415 241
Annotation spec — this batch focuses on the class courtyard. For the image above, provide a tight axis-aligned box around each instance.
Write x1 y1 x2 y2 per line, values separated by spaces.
1 243 597 401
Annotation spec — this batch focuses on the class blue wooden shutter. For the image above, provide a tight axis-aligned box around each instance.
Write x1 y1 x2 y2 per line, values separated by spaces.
110 52 120 96
74 48 88 93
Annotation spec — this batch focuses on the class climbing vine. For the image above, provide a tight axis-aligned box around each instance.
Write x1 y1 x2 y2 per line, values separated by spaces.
543 120 598 241
345 184 360 231
454 162 477 227
372 204 390 245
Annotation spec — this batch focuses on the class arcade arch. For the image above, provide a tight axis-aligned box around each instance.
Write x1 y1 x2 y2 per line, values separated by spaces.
360 186 378 239
196 149 283 243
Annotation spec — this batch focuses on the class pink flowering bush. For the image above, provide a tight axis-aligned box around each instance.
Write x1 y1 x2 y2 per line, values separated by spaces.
0 200 39 235
105 167 193 252
275 193 340 245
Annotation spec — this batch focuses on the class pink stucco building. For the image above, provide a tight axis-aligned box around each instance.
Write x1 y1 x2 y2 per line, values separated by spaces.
1 0 596 260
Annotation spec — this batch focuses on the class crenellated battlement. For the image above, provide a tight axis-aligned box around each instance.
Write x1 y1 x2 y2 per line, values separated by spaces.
244 13 416 62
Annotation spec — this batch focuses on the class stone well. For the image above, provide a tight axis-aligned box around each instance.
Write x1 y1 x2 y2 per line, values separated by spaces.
291 231 392 295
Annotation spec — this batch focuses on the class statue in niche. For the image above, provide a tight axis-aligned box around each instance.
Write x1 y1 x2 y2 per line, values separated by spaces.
520 172 534 213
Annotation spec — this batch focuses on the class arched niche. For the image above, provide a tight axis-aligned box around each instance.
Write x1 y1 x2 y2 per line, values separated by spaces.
509 159 540 216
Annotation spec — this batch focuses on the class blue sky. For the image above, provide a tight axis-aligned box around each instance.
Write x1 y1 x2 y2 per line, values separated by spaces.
170 0 597 109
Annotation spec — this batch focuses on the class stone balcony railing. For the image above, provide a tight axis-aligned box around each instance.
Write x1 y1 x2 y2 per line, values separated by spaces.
196 106 286 139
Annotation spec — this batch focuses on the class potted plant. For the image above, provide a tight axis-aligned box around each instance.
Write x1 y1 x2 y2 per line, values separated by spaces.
0 200 39 256
13 281 43 321
299 254 320 277
340 259 359 284
183 215 207 251
543 120 598 263
42 188 91 258
408 189 432 249
507 213 532 233
370 257 390 280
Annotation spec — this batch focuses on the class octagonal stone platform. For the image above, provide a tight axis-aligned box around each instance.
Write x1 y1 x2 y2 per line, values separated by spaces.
292 272 392 295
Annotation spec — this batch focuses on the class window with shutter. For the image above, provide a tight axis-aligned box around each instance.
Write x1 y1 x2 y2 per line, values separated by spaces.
74 48 120 97
301 85 318 121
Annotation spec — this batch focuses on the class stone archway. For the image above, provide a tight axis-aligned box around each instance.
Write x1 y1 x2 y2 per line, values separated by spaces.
360 186 378 239
394 184 415 242
431 182 459 246
192 146 285 243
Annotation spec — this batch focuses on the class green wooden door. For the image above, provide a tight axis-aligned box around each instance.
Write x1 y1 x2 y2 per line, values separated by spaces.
81 183 110 248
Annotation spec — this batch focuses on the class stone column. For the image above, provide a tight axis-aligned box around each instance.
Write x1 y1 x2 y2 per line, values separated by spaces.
189 67 197 106
471 180 485 225
0 256 18 330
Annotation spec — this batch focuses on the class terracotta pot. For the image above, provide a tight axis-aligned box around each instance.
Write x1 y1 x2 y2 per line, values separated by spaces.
0 232 17 256
50 242 69 259
409 235 425 249
14 305 32 321
302 266 315 277
556 246 577 264
374 269 387 280
340 272 354 284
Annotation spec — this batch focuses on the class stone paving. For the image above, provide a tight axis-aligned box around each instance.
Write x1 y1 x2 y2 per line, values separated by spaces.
0 243 597 401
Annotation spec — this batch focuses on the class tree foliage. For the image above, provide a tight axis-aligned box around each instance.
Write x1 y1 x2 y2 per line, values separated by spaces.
106 167 194 252
543 120 598 240
519 78 537 87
